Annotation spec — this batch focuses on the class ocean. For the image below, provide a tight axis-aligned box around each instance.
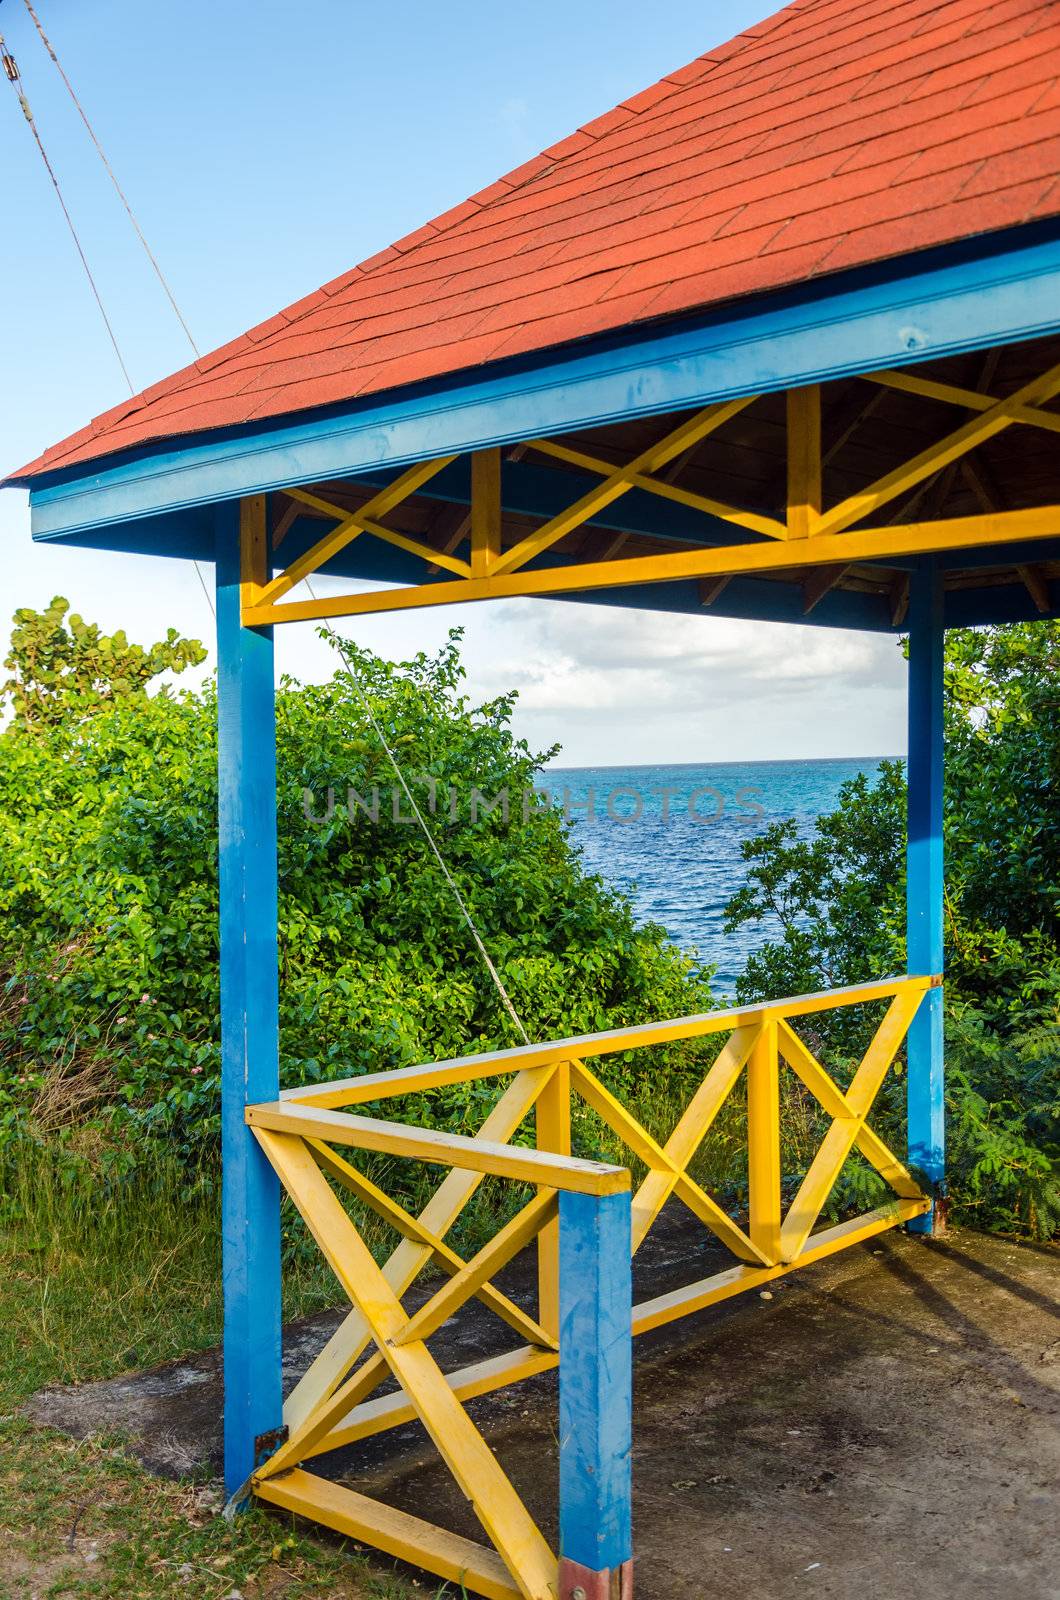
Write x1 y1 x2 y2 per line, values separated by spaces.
543 758 890 995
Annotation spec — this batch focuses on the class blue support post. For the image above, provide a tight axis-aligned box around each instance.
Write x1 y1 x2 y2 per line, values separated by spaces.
216 500 284 1496
906 558 946 1233
558 1189 633 1600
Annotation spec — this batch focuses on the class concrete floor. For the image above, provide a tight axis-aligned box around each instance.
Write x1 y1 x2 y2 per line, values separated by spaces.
27 1222 1060 1600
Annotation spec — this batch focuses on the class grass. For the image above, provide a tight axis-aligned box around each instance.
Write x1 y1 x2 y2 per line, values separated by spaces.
0 1040 895 1600
0 1149 434 1600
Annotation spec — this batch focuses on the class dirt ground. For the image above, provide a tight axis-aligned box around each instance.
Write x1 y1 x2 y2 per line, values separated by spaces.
28 1220 1060 1600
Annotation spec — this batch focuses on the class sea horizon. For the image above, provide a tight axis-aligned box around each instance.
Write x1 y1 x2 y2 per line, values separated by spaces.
539 754 894 995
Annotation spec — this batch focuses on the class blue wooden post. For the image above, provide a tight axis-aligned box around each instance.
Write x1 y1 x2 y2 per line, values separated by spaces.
906 558 945 1233
558 1189 633 1600
216 499 284 1496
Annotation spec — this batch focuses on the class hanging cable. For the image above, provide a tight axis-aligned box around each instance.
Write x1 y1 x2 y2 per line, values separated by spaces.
303 579 531 1046
19 0 199 358
1 16 214 615
1 28 133 390
4 12 512 1027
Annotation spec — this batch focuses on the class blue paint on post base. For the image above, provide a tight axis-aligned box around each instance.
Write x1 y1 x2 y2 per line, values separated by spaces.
216 503 284 1494
558 1188 633 1579
906 560 946 1233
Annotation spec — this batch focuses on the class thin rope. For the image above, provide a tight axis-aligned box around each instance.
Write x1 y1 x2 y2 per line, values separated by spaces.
20 0 200 358
303 579 530 1045
1 30 133 390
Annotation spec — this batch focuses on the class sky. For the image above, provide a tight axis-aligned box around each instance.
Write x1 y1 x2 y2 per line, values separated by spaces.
0 0 909 765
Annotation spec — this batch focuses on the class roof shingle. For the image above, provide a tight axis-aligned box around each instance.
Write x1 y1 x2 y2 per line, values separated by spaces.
11 0 1060 482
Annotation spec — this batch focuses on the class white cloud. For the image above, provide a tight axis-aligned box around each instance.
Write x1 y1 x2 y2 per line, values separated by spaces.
4 488 907 766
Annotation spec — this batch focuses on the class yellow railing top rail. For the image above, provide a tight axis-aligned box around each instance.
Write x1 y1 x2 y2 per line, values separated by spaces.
281 973 941 1111
246 1096 630 1196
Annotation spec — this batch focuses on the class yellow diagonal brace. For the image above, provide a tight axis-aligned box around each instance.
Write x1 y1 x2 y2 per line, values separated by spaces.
257 1344 391 1481
254 1129 558 1600
816 359 1060 536
631 1026 757 1252
282 1066 554 1432
569 1056 769 1266
527 436 786 541
309 1141 557 1351
865 369 1060 436
492 396 760 576
260 1188 558 1481
393 1191 557 1347
777 1016 924 1207
779 990 925 1262
257 454 457 605
283 483 473 579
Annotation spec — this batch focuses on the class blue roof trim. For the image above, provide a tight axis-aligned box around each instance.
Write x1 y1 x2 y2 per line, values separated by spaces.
23 217 1060 544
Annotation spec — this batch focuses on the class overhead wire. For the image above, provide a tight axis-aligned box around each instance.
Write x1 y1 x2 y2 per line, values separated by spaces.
0 27 133 390
0 4 213 614
19 0 199 358
3 5 524 1036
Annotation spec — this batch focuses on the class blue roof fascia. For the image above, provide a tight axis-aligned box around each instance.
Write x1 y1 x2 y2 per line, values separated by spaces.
23 217 1060 548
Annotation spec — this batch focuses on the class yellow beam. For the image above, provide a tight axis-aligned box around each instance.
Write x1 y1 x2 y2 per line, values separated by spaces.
471 448 503 576
247 1099 630 1195
239 494 268 611
392 1191 557 1347
311 1194 930 1455
865 369 1060 436
787 384 820 538
491 396 760 576
631 1025 757 1251
534 1060 570 1339
255 1472 525 1600
314 1344 561 1456
311 1185 928 1459
282 975 937 1109
526 435 786 541
283 486 473 579
747 1018 781 1264
257 1344 392 1480
817 359 1060 536
631 1197 930 1336
241 507 1060 625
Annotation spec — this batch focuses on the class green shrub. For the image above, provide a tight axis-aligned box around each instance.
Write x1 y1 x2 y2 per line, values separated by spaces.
0 601 709 1175
725 621 1060 1237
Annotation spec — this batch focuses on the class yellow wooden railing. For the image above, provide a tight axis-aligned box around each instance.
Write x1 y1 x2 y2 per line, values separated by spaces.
246 973 936 1600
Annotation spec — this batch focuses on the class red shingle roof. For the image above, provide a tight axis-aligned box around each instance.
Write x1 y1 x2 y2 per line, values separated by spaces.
13 0 1060 482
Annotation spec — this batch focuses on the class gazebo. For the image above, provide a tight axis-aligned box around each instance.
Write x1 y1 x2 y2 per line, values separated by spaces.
7 0 1060 1594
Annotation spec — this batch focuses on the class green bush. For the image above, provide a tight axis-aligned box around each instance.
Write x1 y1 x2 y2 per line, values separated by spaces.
0 600 708 1173
725 622 1060 1237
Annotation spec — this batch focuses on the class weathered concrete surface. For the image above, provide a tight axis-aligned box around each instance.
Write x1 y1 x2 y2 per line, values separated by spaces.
26 1223 1060 1600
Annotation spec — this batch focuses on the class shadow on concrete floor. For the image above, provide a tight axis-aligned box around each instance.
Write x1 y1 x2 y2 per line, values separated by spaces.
26 1218 1060 1600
